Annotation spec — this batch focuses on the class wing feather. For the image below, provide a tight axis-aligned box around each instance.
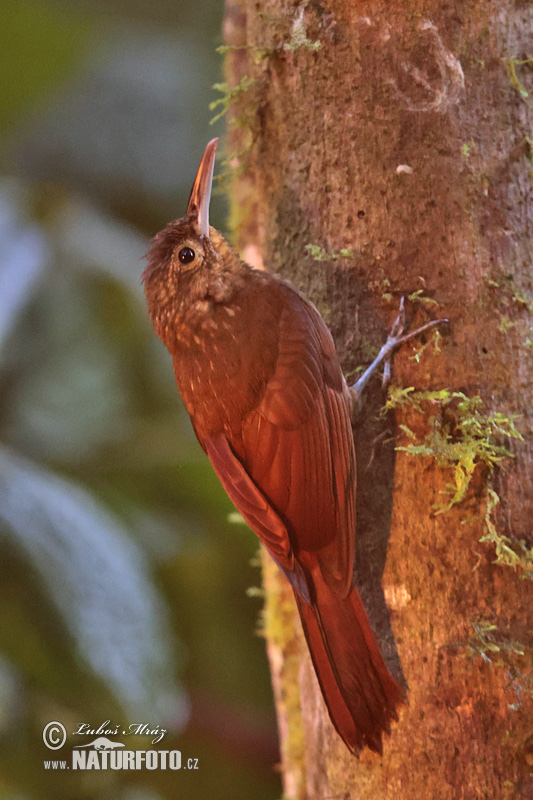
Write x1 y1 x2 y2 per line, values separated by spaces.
204 433 312 603
203 287 356 598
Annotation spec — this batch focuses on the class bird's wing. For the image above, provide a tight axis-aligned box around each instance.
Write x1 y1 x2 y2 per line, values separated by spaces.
204 434 312 602
203 290 356 598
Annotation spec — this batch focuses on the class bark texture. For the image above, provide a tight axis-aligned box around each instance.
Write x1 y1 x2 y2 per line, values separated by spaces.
223 2 533 797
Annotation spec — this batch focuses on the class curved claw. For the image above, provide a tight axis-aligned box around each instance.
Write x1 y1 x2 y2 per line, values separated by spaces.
388 296 406 341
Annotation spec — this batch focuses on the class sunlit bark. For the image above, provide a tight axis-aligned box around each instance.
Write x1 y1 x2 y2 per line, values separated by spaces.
224 2 533 796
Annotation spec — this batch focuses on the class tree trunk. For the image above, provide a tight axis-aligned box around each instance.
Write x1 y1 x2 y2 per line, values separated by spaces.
223 2 533 797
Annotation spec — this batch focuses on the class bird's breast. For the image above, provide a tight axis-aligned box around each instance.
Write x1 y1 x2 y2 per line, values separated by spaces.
172 296 279 440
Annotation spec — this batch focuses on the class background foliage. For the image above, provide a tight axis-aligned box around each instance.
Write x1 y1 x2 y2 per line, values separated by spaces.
0 1 280 797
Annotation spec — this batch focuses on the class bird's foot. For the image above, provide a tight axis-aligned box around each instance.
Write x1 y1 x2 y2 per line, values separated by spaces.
349 297 448 405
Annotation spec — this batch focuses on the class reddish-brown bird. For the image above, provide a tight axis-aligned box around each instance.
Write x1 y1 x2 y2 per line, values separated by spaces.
143 139 439 754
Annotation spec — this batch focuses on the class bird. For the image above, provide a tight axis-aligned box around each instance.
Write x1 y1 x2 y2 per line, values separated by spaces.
143 138 443 754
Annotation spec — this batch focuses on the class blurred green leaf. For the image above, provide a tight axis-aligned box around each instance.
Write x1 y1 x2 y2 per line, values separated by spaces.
0 444 185 724
0 0 94 136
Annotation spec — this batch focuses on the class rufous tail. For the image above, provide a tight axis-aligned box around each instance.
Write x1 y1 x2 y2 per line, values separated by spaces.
294 576 404 754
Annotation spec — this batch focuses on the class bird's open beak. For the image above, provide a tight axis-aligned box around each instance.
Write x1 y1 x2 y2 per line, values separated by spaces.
187 138 218 238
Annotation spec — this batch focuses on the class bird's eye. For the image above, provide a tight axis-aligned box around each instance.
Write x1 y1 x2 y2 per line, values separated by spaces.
178 247 196 265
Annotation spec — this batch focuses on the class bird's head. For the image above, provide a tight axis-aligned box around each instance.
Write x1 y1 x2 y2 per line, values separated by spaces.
143 139 241 340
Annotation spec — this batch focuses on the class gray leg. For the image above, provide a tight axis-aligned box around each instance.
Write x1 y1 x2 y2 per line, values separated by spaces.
349 297 448 404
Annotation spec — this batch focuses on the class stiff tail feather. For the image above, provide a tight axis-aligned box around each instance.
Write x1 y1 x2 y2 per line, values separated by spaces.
294 576 404 754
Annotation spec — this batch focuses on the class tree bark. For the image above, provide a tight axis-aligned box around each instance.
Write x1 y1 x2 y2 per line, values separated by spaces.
223 2 533 797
